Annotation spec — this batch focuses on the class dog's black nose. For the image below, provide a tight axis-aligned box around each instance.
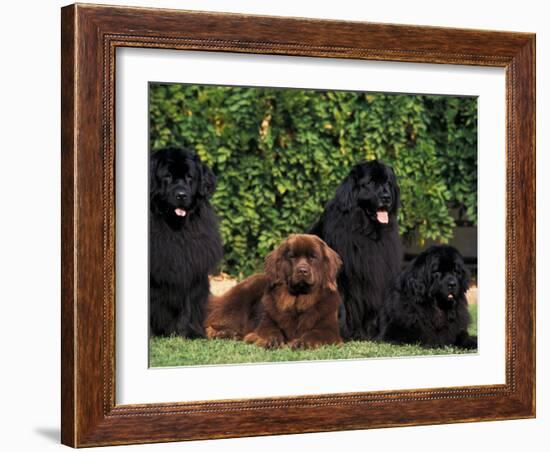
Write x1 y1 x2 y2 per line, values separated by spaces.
175 191 187 201
297 266 310 276
380 193 391 204
448 280 457 290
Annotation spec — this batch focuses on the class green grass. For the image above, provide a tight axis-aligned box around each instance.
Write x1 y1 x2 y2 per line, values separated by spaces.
149 304 478 367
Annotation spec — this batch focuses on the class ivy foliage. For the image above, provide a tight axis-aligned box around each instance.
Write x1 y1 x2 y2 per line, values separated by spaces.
149 84 477 277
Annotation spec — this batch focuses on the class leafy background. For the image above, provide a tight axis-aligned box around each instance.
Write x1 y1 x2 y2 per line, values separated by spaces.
149 84 477 278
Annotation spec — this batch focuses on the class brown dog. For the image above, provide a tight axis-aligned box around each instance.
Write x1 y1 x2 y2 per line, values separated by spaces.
204 234 343 349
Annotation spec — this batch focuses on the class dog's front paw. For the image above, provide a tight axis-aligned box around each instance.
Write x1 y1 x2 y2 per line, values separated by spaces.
289 338 305 350
289 337 321 350
244 332 284 349
264 336 285 349
243 332 261 344
459 334 478 350
205 326 241 340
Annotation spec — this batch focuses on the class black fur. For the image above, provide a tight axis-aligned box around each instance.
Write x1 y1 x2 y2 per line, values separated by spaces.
149 147 223 337
378 245 477 349
309 160 402 340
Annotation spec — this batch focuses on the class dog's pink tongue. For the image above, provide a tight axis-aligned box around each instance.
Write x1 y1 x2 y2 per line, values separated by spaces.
376 211 389 224
175 208 187 217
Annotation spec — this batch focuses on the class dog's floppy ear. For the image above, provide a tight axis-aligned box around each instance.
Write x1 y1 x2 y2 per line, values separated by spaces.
399 262 427 304
195 154 217 198
149 150 164 200
454 253 471 295
334 166 359 212
319 238 342 291
461 263 471 294
334 177 355 212
264 239 287 285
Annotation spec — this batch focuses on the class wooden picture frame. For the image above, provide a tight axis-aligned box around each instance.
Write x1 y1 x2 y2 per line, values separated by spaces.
61 3 535 447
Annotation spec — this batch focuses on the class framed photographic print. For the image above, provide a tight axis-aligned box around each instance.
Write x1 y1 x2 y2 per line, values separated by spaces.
61 3 535 447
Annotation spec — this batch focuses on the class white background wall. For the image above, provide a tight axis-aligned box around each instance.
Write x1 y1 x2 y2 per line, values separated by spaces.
0 1 545 451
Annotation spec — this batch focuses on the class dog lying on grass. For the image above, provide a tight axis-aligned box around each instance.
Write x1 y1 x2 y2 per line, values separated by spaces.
204 234 343 349
377 245 477 349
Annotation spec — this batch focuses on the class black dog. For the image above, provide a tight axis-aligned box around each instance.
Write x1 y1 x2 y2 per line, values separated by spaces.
309 160 402 340
378 245 477 349
149 147 223 337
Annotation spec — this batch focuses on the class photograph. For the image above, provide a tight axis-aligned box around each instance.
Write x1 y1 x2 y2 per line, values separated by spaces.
147 83 479 367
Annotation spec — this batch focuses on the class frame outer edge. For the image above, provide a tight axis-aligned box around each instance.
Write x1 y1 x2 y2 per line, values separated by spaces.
530 35 536 416
60 4 536 446
514 35 536 415
61 3 77 448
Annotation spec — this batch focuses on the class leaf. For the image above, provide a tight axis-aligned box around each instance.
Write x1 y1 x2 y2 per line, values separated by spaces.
149 83 477 276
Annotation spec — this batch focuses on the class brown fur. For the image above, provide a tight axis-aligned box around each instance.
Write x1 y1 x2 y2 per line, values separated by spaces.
204 234 343 349
204 273 269 340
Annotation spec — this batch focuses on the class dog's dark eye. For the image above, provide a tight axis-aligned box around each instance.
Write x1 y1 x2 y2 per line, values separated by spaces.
309 254 318 260
162 174 172 182
186 175 193 183
287 253 295 260
362 181 375 189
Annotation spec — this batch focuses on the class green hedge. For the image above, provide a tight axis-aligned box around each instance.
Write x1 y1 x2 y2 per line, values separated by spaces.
149 84 477 277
